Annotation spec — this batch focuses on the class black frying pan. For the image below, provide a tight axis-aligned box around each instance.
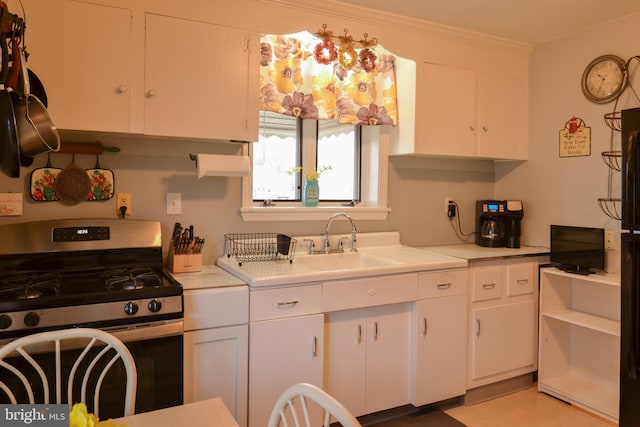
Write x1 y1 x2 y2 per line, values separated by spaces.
0 33 20 178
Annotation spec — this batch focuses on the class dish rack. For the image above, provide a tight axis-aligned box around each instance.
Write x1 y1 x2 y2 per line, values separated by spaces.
224 233 296 266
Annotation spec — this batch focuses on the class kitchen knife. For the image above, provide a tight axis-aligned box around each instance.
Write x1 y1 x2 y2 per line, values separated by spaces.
172 222 181 242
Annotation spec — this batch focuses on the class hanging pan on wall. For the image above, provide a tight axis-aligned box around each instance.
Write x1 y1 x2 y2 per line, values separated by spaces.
0 33 20 178
12 47 59 158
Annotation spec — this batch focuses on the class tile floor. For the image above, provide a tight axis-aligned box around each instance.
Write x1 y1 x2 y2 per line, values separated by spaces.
441 386 616 427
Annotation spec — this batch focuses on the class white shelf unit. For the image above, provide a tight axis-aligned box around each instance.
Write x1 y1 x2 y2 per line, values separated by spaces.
538 267 621 423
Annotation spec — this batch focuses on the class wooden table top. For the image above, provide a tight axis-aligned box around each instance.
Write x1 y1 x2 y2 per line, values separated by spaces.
114 398 240 427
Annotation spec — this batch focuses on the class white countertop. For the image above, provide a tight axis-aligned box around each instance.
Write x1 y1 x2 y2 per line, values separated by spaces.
168 265 246 291
418 243 549 261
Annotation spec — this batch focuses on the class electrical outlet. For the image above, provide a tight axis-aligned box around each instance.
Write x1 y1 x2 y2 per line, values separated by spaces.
605 230 615 250
444 197 454 215
166 193 181 215
116 193 132 216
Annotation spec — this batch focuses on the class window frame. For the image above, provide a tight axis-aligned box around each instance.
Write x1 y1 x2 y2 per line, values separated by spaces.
240 124 391 222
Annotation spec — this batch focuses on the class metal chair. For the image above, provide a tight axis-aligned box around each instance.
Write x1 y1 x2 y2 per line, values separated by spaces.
268 383 361 427
0 328 137 417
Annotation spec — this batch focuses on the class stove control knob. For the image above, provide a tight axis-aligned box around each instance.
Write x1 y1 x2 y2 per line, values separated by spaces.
0 314 12 329
124 301 139 316
24 312 40 327
148 299 162 313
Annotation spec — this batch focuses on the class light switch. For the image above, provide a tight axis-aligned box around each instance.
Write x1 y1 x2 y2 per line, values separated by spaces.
167 193 181 215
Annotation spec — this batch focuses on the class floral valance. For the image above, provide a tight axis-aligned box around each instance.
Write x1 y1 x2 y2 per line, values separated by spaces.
259 30 398 126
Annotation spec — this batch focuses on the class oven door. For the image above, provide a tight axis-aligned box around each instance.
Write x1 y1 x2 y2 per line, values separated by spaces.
0 320 183 419
103 319 184 416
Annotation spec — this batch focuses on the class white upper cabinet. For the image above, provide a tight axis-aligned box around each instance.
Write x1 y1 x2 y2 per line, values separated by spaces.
23 1 259 141
26 0 133 133
417 64 476 157
394 62 528 160
476 71 527 159
144 14 258 141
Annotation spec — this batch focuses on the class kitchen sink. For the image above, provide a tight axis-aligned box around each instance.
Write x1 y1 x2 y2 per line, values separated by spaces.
216 231 469 287
296 251 399 271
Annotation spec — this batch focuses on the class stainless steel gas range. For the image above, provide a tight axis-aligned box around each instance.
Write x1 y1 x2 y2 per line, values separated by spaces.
0 218 184 417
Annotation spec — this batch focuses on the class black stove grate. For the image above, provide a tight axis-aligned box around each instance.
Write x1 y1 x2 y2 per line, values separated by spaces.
0 272 61 300
102 267 162 291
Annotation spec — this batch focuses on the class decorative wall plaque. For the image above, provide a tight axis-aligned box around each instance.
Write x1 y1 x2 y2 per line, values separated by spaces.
559 117 591 157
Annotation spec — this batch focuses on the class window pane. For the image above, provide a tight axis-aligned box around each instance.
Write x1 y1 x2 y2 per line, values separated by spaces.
253 112 299 201
317 122 359 201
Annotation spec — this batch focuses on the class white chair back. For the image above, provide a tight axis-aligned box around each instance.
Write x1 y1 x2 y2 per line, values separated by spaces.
0 328 137 417
268 383 361 427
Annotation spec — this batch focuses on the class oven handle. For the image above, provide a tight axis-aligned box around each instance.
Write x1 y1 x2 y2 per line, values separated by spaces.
102 320 184 343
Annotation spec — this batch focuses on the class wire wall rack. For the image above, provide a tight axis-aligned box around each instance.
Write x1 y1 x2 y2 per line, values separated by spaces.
224 233 296 266
599 56 640 220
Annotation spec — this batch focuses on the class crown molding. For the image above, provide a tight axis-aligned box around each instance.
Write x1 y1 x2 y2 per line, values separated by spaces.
256 0 533 53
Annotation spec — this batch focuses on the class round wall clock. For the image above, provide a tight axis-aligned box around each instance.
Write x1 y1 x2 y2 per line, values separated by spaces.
581 55 628 103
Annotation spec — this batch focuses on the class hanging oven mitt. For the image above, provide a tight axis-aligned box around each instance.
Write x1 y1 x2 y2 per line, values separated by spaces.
30 153 61 201
85 154 114 201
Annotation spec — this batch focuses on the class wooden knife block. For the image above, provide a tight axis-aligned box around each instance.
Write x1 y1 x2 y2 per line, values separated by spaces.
167 247 203 273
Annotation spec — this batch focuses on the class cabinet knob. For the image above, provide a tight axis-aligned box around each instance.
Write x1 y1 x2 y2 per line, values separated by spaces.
117 85 128 94
469 125 475 131
146 89 158 97
482 126 488 132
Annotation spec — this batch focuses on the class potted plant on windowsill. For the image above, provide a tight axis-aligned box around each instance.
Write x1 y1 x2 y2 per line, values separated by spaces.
288 165 332 206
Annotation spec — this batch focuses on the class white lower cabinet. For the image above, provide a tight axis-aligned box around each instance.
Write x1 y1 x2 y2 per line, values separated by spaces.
470 300 536 380
411 269 468 406
538 268 620 423
183 286 249 427
324 303 412 416
184 325 248 426
467 260 539 389
248 285 323 427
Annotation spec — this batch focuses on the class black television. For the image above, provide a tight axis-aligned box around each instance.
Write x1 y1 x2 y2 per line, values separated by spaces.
550 225 605 275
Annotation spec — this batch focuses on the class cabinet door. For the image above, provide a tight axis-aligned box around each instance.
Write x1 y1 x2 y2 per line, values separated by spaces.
324 309 367 416
145 14 258 141
184 325 248 427
470 300 536 381
412 295 467 406
26 0 132 132
365 303 412 414
418 63 476 157
476 73 527 160
249 314 323 427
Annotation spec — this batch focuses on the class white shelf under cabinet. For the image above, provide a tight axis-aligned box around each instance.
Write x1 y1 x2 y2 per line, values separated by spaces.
538 267 620 423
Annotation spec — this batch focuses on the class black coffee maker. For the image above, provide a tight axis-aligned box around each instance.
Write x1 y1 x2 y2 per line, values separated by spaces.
476 200 524 248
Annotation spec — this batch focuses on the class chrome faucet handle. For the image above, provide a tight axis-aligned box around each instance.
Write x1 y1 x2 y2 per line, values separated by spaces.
302 238 316 254
337 237 349 252
323 236 331 253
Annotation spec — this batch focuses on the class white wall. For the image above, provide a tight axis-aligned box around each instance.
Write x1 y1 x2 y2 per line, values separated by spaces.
12 1 634 261
496 11 640 270
0 0 509 262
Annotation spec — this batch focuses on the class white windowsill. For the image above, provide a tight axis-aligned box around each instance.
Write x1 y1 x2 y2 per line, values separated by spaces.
240 206 391 222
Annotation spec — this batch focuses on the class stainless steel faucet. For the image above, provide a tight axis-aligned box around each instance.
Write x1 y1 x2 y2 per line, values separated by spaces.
323 212 357 253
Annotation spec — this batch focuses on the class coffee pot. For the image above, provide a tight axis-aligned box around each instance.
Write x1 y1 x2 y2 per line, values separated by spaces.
476 200 524 248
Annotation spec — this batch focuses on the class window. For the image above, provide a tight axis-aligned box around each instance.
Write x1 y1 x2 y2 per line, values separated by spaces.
241 119 391 221
252 111 360 203
252 112 299 201
317 121 361 201
240 30 412 221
